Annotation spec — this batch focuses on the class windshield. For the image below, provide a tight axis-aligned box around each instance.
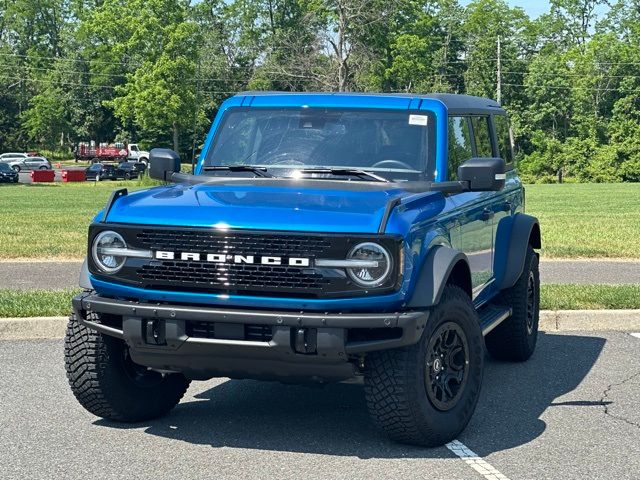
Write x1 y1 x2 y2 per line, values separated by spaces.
204 107 435 181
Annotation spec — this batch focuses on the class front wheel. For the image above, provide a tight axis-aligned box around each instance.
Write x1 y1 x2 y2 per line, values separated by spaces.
64 314 190 422
364 285 484 446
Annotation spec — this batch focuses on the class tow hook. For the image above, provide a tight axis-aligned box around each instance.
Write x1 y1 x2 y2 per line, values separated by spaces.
144 319 166 345
293 328 317 354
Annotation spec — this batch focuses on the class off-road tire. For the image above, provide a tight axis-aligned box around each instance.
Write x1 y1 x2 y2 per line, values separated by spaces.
485 245 540 361
64 313 190 422
364 286 484 447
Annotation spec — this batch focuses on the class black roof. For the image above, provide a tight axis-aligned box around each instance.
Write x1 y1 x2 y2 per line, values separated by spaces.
420 93 504 115
236 91 505 115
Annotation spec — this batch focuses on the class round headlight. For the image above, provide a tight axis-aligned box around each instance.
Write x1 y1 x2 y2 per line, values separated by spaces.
346 242 392 287
92 231 126 273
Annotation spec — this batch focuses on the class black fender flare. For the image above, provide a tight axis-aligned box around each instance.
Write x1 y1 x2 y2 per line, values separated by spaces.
79 257 92 290
406 245 472 308
494 213 541 290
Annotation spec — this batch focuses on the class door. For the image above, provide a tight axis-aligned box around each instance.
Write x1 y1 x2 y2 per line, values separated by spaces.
24 158 40 170
447 115 495 295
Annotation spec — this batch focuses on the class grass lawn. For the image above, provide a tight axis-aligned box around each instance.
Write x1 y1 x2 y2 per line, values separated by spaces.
0 289 81 317
540 284 640 310
525 183 640 258
0 182 638 260
1 284 638 317
0 182 146 259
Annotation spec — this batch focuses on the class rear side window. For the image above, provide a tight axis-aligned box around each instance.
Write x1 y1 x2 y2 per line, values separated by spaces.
447 116 473 180
470 116 493 157
493 114 513 163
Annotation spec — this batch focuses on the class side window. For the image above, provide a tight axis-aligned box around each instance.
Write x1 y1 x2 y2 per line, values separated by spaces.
447 116 473 180
469 116 493 157
493 114 513 163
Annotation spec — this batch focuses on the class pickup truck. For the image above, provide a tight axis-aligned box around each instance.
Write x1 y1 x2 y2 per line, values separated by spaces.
65 92 540 447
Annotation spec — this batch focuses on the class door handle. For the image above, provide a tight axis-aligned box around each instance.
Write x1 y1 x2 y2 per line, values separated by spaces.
481 208 494 221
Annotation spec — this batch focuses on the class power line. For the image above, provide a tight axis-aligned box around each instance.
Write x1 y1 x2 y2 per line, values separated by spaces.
501 83 639 93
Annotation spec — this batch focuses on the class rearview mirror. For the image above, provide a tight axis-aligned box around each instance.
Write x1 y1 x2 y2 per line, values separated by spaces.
149 148 181 182
458 157 506 191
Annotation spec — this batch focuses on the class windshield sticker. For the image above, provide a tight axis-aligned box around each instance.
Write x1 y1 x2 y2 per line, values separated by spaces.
409 114 429 126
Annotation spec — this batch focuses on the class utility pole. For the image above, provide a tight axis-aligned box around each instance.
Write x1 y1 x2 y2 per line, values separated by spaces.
191 55 201 175
496 35 502 104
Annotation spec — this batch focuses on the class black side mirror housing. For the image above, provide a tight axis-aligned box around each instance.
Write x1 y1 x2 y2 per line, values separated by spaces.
458 157 506 191
149 148 181 181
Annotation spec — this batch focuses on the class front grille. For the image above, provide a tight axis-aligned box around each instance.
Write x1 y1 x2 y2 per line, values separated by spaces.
137 262 330 292
134 229 333 295
185 321 273 342
136 230 332 256
88 224 402 298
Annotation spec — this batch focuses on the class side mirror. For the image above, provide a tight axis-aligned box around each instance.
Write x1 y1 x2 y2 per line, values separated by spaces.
149 148 181 181
458 157 506 191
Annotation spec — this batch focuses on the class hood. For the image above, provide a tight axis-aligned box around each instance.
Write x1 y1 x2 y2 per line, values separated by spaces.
104 180 441 234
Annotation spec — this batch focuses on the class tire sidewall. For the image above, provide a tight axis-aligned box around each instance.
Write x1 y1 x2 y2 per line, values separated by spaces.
524 250 540 352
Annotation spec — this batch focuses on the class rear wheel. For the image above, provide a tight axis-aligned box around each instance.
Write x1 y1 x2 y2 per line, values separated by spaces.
12 165 20 172
364 286 484 446
64 314 190 422
124 172 131 180
38 165 47 170
485 245 540 361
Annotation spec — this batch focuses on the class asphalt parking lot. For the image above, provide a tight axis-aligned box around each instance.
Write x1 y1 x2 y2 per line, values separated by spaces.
1 331 638 480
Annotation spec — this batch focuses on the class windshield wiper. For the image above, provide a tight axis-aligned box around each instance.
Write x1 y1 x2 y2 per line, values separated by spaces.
297 168 389 183
202 165 274 178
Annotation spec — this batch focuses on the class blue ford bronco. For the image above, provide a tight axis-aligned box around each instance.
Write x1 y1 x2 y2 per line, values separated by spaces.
65 92 541 447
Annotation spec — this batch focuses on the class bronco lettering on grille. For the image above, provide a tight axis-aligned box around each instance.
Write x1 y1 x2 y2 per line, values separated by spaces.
155 250 310 267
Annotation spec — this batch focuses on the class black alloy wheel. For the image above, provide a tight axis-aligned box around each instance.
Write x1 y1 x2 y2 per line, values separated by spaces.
425 321 470 411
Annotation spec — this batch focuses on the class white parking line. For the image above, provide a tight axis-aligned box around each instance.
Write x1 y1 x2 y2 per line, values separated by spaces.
631 333 640 339
446 440 511 480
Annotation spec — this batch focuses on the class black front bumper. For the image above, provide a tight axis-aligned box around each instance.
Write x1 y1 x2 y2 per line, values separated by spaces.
72 292 428 382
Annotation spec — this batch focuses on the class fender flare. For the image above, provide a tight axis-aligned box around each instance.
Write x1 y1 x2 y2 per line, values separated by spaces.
79 257 92 290
494 213 541 290
406 245 471 308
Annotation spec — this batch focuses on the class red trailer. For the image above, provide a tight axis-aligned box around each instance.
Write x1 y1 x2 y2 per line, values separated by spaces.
74 141 128 163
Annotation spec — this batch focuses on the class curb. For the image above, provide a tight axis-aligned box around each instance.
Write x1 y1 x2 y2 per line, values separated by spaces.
538 309 640 331
1 310 640 340
0 317 68 340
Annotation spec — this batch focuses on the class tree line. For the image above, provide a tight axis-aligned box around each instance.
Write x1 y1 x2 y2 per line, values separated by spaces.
1 0 639 182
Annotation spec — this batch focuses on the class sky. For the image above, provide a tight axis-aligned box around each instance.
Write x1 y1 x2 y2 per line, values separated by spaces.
459 1 607 20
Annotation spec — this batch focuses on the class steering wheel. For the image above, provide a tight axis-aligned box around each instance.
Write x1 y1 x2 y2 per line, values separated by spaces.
371 159 414 170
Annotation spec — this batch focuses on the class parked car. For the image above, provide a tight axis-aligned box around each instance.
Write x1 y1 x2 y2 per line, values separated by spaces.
0 162 19 183
85 163 118 181
66 92 541 448
0 152 28 161
115 162 142 180
4 156 52 172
